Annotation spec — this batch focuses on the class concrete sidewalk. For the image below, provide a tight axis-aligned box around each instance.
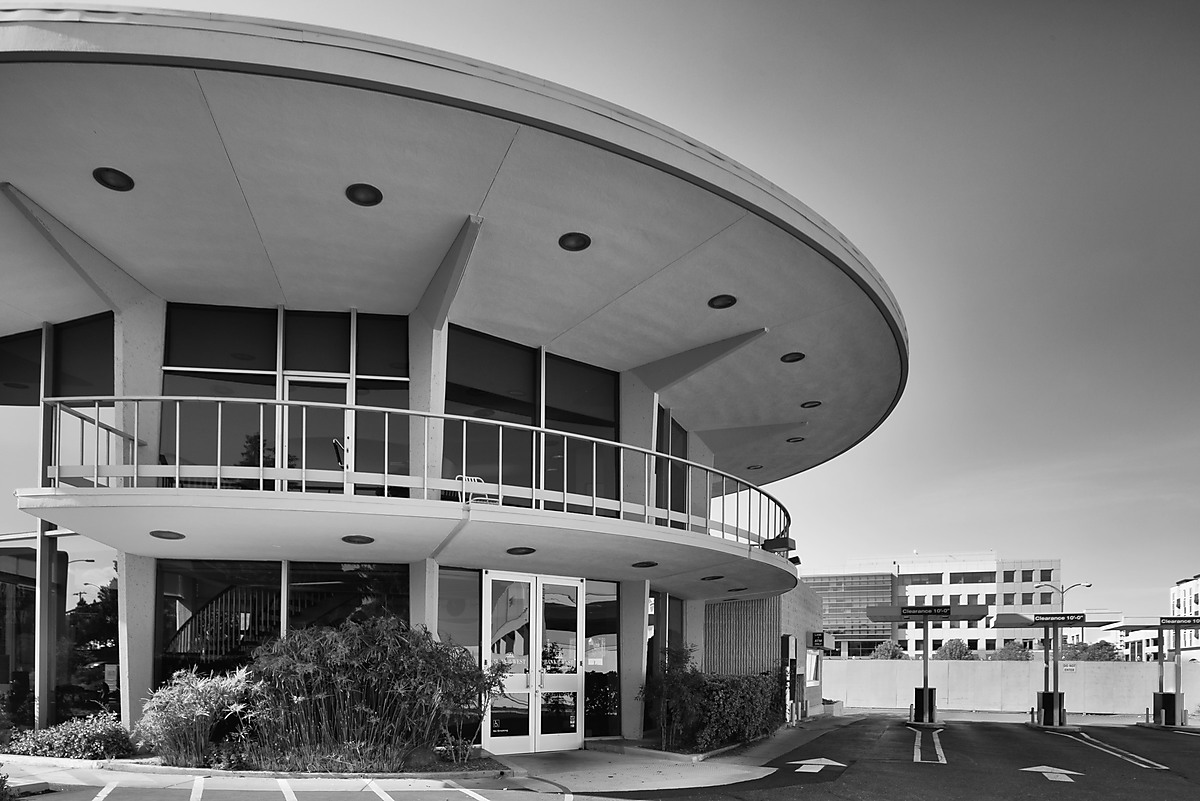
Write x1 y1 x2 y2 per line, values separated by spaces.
0 715 861 797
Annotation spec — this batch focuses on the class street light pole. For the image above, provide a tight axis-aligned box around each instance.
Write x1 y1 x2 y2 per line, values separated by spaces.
1034 581 1091 726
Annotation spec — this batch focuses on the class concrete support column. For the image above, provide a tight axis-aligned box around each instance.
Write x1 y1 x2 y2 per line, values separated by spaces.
683 599 706 670
118 552 156 730
114 298 166 486
409 559 439 636
33 526 57 728
408 318 448 500
618 373 656 519
619 579 650 741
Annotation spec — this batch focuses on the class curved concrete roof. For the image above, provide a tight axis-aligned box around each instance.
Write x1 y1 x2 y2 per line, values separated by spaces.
0 5 908 485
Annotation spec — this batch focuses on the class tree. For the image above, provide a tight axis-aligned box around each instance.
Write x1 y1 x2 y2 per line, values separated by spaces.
1061 640 1120 661
991 641 1033 661
933 639 978 660
868 641 908 660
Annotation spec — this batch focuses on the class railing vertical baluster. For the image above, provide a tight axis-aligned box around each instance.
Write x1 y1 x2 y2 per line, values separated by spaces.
561 434 568 509
132 402 140 488
92 400 99 487
685 460 692 532
644 452 651 524
422 415 429 499
52 403 60 486
383 412 390 493
721 476 727 539
302 406 308 492
591 440 597 516
216 401 223 489
175 401 181 488
617 447 624 521
258 404 265 490
537 429 545 510
461 419 467 500
497 424 504 505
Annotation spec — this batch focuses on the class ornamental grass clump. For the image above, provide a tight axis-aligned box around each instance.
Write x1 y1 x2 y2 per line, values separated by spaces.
246 617 504 772
134 667 257 768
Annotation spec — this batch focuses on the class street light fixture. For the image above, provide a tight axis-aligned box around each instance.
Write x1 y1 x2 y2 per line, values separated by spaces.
1036 581 1092 610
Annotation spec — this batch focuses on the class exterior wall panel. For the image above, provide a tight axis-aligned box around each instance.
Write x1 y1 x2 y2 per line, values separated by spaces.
705 598 780 675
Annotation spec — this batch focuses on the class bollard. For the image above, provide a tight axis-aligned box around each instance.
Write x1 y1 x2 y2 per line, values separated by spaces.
1030 707 1035 725
1184 709 1188 726
909 703 914 723
1145 707 1150 724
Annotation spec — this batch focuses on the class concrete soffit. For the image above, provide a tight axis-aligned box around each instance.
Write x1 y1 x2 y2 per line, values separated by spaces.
632 327 768 394
414 214 482 329
0 183 160 312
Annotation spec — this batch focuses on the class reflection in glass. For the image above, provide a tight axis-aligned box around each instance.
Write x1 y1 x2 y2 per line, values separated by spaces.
438 569 481 662
540 691 577 734
284 311 350 373
165 304 276 371
54 313 114 397
490 580 531 674
490 693 530 737
356 314 409 377
286 381 347 492
355 380 409 496
584 580 620 736
287 562 409 630
541 584 578 674
156 560 281 684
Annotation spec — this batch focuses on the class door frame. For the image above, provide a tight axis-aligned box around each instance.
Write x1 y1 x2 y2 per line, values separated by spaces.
281 376 352 492
482 570 585 754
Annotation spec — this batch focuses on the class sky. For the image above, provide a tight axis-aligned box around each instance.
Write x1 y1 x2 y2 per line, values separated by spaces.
2 1 1198 616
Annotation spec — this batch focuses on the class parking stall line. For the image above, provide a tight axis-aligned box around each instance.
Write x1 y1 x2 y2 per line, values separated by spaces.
450 784 491 801
366 780 396 800
1049 730 1169 769
907 726 947 764
92 783 120 800
278 777 299 800
190 776 204 801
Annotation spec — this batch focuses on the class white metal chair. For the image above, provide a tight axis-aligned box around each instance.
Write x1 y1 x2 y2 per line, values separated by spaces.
455 474 499 504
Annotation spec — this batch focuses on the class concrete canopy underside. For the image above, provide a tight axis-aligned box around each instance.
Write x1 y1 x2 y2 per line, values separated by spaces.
0 6 907 487
17 488 796 601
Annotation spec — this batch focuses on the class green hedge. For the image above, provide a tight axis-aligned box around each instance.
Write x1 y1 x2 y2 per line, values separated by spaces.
4 712 134 759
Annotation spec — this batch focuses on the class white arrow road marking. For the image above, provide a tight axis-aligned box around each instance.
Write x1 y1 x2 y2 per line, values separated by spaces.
787 757 846 773
1021 765 1082 783
1049 731 1169 770
907 726 947 764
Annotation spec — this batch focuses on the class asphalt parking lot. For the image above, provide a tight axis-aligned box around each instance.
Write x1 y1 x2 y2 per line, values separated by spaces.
602 715 1200 801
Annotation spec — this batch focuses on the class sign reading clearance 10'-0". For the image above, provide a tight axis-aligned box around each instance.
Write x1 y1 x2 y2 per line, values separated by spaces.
901 606 951 617
1033 613 1086 623
1161 616 1200 626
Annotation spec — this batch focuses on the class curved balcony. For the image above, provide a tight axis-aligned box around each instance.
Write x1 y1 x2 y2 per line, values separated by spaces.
22 396 798 599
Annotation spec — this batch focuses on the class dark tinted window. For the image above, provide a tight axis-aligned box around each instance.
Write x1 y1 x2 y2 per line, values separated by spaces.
166 304 276 371
545 354 617 440
53 312 113 396
1040 569 1053 582
356 314 408 377
446 326 536 423
284 311 350 373
904 573 943 586
0 328 41 406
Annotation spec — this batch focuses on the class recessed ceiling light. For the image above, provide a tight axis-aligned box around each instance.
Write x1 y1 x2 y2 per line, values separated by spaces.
632 561 658 568
787 436 805 443
342 535 375 545
149 529 185 540
707 294 737 309
507 546 536 556
747 464 763 470
93 167 134 192
800 401 822 409
780 352 806 363
728 587 748 593
558 232 592 251
345 183 383 207
700 575 723 581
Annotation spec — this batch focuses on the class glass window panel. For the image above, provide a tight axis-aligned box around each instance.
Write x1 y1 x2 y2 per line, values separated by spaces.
490 693 530 737
159 372 276 485
545 354 618 440
53 313 114 397
166 304 276 371
490 579 531 673
0 329 41 406
1040 593 1053 605
542 583 578 675
540 691 577 734
1040 569 1053 582
1003 570 1015 582
986 594 996 604
156 560 281 684
438 568 481 661
584 580 619 737
1004 593 1015 605
284 311 350 373
356 314 408 377
287 561 408 629
1021 570 1034 582
355 380 410 495
446 326 536 425
1022 593 1033 604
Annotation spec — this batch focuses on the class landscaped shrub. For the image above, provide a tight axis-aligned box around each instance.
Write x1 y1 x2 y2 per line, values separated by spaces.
245 616 505 772
4 712 133 759
642 645 783 753
134 667 258 768
0 771 16 801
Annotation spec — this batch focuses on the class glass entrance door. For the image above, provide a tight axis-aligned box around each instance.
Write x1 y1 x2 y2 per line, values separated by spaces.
283 378 351 492
483 571 584 754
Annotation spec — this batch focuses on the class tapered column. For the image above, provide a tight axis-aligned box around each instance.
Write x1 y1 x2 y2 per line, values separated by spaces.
619 579 650 740
117 553 156 730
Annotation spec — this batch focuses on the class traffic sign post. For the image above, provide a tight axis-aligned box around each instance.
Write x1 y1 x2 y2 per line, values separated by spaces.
866 604 988 725
1154 616 1197 726
1033 614 1083 727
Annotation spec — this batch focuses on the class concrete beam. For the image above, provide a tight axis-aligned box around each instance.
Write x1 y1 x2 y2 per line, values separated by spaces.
415 215 482 330
632 328 767 394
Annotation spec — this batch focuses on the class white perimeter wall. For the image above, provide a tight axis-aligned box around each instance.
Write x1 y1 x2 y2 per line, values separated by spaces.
823 659 1200 715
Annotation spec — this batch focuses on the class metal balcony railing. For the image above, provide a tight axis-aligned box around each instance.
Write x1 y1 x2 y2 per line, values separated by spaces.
43 396 792 550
